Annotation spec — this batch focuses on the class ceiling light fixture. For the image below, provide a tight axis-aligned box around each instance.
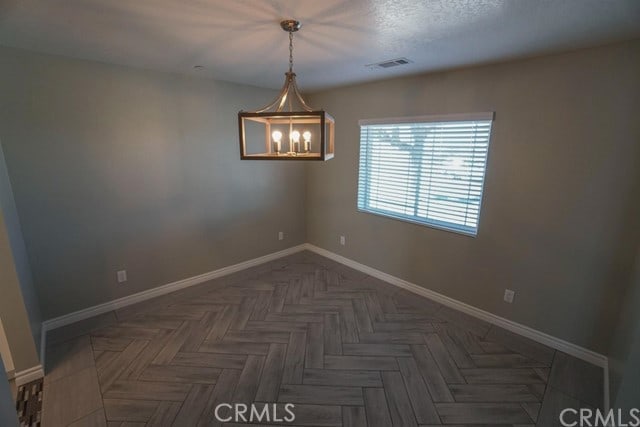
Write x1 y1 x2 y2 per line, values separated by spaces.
238 19 335 161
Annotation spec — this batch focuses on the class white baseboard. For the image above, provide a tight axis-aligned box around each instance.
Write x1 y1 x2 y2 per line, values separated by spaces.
42 244 307 335
15 365 44 386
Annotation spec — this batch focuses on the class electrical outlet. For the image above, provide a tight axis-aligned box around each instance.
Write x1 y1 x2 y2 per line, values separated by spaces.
340 235 346 246
503 289 515 304
278 231 284 241
117 270 127 284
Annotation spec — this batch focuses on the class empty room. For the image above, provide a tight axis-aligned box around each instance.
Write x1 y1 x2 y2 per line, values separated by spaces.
1 1 639 426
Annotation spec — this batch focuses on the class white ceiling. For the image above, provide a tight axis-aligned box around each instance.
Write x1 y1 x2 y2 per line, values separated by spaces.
1 0 639 91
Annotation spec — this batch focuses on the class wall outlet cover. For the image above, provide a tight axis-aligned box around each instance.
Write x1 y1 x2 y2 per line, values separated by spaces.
504 289 515 303
340 235 346 246
117 270 127 283
278 231 284 241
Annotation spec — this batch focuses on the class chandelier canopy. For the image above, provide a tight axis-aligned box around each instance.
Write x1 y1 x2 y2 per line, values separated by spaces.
238 20 335 161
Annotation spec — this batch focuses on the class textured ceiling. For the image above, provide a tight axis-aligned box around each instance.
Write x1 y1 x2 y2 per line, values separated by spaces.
1 0 639 90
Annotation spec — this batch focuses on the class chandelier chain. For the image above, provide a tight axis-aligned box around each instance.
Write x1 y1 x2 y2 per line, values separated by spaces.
289 31 294 73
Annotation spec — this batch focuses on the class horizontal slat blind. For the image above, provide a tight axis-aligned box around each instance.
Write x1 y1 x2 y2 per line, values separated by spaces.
357 116 493 236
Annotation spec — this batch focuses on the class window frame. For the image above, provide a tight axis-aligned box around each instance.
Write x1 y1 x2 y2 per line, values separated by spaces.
356 112 494 237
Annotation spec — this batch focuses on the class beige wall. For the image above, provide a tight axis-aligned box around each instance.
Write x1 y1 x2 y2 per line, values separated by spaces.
0 47 307 320
0 139 41 359
0 138 40 372
307 40 640 354
0 318 14 373
0 209 40 371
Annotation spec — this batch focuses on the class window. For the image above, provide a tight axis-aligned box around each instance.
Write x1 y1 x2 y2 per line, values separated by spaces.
357 112 494 236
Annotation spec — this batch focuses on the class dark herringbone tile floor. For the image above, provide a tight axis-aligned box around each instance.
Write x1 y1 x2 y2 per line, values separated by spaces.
42 251 603 426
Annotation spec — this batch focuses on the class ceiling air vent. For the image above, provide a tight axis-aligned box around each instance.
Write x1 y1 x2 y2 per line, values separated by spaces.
367 58 413 70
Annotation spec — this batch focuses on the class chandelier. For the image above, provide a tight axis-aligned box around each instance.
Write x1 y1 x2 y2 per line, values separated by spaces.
238 20 335 161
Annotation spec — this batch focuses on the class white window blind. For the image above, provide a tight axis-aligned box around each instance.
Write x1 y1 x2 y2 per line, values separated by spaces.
357 113 494 236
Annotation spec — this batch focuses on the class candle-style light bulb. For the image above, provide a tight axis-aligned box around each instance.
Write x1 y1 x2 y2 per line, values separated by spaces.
290 130 301 153
302 131 312 152
272 130 282 154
